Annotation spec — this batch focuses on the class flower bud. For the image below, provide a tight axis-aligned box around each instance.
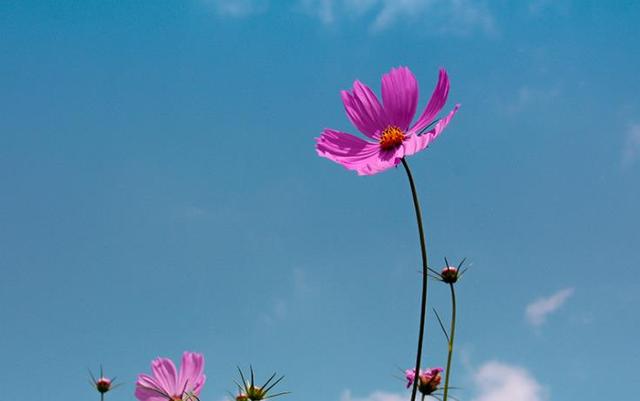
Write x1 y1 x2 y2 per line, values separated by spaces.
247 385 266 401
440 266 458 283
96 377 112 394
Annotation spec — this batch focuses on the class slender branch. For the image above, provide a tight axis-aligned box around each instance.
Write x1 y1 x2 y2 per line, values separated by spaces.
442 283 457 401
401 158 430 401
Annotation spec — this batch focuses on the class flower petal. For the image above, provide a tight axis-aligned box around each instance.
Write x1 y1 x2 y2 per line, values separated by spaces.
135 386 168 401
381 66 418 131
316 129 403 175
403 104 459 157
341 81 388 138
135 374 168 401
410 69 450 135
178 352 206 395
151 357 179 396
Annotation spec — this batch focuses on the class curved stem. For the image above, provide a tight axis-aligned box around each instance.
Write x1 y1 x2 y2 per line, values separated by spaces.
401 158 430 401
442 283 457 401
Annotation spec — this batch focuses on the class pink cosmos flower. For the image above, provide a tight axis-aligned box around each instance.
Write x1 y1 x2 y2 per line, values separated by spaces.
316 67 459 175
405 367 444 395
135 351 206 401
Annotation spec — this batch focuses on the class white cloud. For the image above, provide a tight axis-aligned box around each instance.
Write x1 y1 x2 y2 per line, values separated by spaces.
525 287 574 327
300 0 495 35
622 123 640 168
340 390 406 401
201 0 495 34
368 0 431 31
205 0 268 17
471 361 547 401
299 0 336 24
350 0 496 35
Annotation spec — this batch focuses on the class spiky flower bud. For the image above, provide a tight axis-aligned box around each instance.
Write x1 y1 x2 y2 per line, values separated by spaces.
235 367 289 401
247 385 266 401
96 377 112 394
440 266 458 284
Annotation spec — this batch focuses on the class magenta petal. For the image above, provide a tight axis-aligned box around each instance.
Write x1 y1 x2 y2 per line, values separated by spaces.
381 66 418 131
135 387 167 401
410 69 450 135
403 104 459 156
341 81 388 139
316 129 403 175
178 352 206 395
151 358 179 396
135 375 167 401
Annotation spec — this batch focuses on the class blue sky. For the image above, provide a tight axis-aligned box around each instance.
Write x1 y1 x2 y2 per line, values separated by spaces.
1 1 639 401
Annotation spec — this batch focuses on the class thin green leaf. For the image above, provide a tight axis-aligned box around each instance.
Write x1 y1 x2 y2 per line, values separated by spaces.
432 308 450 342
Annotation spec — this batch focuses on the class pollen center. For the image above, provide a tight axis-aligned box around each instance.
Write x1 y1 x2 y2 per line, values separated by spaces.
379 126 405 150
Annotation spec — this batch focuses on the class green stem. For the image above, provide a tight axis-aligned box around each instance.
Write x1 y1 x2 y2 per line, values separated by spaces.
101 393 104 401
401 158 430 401
442 283 457 401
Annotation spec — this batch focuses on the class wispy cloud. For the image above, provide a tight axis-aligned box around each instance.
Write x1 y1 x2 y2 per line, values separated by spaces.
210 0 495 34
340 390 406 401
471 361 547 401
260 268 312 326
204 0 268 17
299 0 336 24
528 0 571 16
260 298 288 325
504 84 562 114
622 123 640 168
301 0 496 35
525 287 574 327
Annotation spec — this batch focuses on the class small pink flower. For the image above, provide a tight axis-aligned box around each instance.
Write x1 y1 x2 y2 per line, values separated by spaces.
135 351 206 401
316 67 459 176
405 367 444 395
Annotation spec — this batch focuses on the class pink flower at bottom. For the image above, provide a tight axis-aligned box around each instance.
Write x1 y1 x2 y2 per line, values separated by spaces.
135 352 206 401
405 367 444 395
316 67 459 176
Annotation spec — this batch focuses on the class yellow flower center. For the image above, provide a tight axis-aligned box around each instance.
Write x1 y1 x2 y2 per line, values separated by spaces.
379 126 405 150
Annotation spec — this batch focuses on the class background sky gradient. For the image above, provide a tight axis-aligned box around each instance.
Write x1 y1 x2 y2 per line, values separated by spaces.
1 1 639 401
